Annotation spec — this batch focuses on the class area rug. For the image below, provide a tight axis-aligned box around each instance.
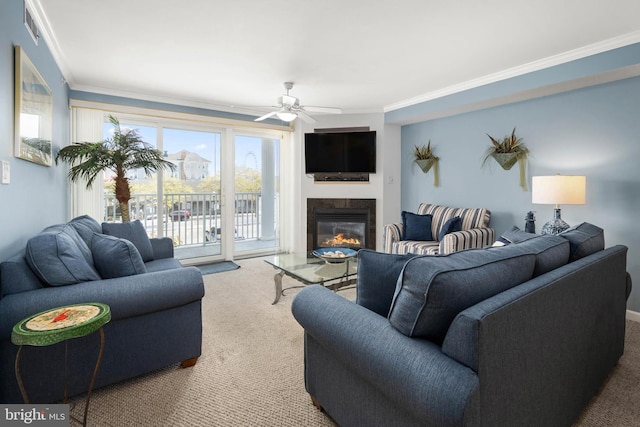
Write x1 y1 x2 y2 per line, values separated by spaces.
196 261 240 275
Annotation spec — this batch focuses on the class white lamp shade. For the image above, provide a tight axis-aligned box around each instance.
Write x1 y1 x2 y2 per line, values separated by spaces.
532 175 586 205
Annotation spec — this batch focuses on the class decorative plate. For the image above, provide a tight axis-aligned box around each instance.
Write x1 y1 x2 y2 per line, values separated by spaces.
312 248 358 264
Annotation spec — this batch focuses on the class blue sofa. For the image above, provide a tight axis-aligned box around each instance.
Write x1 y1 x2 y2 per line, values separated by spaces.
293 223 631 427
0 215 205 403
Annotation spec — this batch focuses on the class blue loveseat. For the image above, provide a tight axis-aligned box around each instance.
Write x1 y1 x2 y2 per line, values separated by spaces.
293 223 632 426
0 215 205 403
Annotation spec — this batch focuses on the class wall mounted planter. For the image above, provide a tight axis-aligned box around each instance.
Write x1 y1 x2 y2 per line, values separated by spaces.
491 152 518 170
416 158 435 173
482 128 529 191
414 157 440 187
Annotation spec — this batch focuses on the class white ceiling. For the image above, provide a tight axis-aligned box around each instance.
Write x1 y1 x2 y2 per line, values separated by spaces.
32 0 640 118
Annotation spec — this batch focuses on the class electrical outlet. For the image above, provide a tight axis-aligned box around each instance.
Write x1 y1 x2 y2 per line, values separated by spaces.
1 161 10 184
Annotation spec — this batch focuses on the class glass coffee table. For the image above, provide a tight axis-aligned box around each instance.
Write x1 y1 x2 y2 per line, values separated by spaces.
265 253 357 304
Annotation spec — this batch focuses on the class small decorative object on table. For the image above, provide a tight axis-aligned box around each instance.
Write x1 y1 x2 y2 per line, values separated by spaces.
12 303 111 427
312 248 358 264
524 211 536 234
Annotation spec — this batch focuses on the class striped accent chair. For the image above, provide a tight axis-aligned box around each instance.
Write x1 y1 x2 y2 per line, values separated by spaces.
383 203 495 255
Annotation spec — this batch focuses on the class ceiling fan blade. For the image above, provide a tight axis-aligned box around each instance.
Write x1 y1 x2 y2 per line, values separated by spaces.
255 111 278 122
303 106 342 114
297 111 317 123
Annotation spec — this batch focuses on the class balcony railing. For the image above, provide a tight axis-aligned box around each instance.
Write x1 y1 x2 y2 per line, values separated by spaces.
104 192 276 249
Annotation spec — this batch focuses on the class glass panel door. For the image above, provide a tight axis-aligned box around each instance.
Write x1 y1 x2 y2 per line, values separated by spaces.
234 134 280 255
161 127 222 261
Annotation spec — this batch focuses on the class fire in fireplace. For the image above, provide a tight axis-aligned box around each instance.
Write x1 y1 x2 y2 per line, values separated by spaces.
322 233 361 247
313 208 369 251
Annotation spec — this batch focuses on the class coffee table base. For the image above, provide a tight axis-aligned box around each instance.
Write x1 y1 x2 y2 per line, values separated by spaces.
271 267 356 304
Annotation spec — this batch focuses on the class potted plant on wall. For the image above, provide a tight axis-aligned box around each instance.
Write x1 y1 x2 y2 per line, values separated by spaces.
412 140 440 186
55 115 177 222
482 127 529 190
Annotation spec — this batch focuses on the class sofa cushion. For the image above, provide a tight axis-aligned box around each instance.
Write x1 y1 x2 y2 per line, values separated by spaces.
388 248 536 343
500 234 570 277
391 241 440 255
25 227 101 286
68 215 102 247
559 222 604 261
356 249 417 316
102 220 154 262
402 211 433 241
417 203 491 238
91 233 147 279
438 216 462 241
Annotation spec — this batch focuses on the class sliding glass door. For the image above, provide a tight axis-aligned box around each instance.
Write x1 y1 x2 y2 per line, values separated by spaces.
233 133 280 256
100 114 284 263
162 127 222 259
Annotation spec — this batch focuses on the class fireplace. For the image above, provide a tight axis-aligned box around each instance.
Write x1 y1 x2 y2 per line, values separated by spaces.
307 198 376 254
313 208 369 250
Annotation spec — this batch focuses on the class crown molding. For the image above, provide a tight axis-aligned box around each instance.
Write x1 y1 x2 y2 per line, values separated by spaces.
28 0 76 85
384 30 640 113
387 63 640 126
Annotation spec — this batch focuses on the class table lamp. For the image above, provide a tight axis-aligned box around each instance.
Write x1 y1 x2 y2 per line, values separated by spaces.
531 174 586 235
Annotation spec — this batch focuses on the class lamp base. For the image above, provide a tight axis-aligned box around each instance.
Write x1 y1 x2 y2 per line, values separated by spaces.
540 208 570 235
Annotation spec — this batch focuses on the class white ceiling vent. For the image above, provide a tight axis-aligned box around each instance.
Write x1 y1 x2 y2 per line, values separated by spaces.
24 5 39 45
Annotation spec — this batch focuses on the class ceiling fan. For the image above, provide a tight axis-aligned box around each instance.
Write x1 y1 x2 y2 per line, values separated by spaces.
254 82 342 124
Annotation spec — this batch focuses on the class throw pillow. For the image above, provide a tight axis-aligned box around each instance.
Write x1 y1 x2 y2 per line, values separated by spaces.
355 249 418 317
91 233 147 279
402 211 433 241
102 220 154 262
438 216 462 241
68 215 102 247
559 222 604 261
388 248 535 344
492 225 537 247
25 229 101 286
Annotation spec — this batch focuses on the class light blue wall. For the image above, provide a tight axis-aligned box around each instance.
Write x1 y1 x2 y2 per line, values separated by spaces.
398 75 640 312
0 0 70 261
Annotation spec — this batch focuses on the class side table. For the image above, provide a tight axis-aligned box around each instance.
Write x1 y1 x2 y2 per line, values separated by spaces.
12 302 111 426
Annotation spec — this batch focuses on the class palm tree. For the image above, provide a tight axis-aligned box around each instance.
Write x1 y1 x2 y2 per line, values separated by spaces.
55 115 176 222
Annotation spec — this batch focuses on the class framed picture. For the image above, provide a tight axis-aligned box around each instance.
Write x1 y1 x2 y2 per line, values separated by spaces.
14 45 53 166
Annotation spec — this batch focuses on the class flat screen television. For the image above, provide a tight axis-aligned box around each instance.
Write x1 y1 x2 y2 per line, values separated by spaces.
304 131 376 174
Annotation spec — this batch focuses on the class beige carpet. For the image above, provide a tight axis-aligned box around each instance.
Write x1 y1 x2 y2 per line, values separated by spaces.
68 257 640 426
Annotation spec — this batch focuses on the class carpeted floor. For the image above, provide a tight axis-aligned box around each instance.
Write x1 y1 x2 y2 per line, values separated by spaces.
67 257 640 426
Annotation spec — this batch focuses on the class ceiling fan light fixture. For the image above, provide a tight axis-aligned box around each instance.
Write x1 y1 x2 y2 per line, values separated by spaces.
276 111 297 122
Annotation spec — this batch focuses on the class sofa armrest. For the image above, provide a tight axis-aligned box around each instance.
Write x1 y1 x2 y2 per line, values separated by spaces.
0 267 204 340
150 237 174 259
382 222 403 253
292 285 479 426
439 227 495 255
442 245 628 427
